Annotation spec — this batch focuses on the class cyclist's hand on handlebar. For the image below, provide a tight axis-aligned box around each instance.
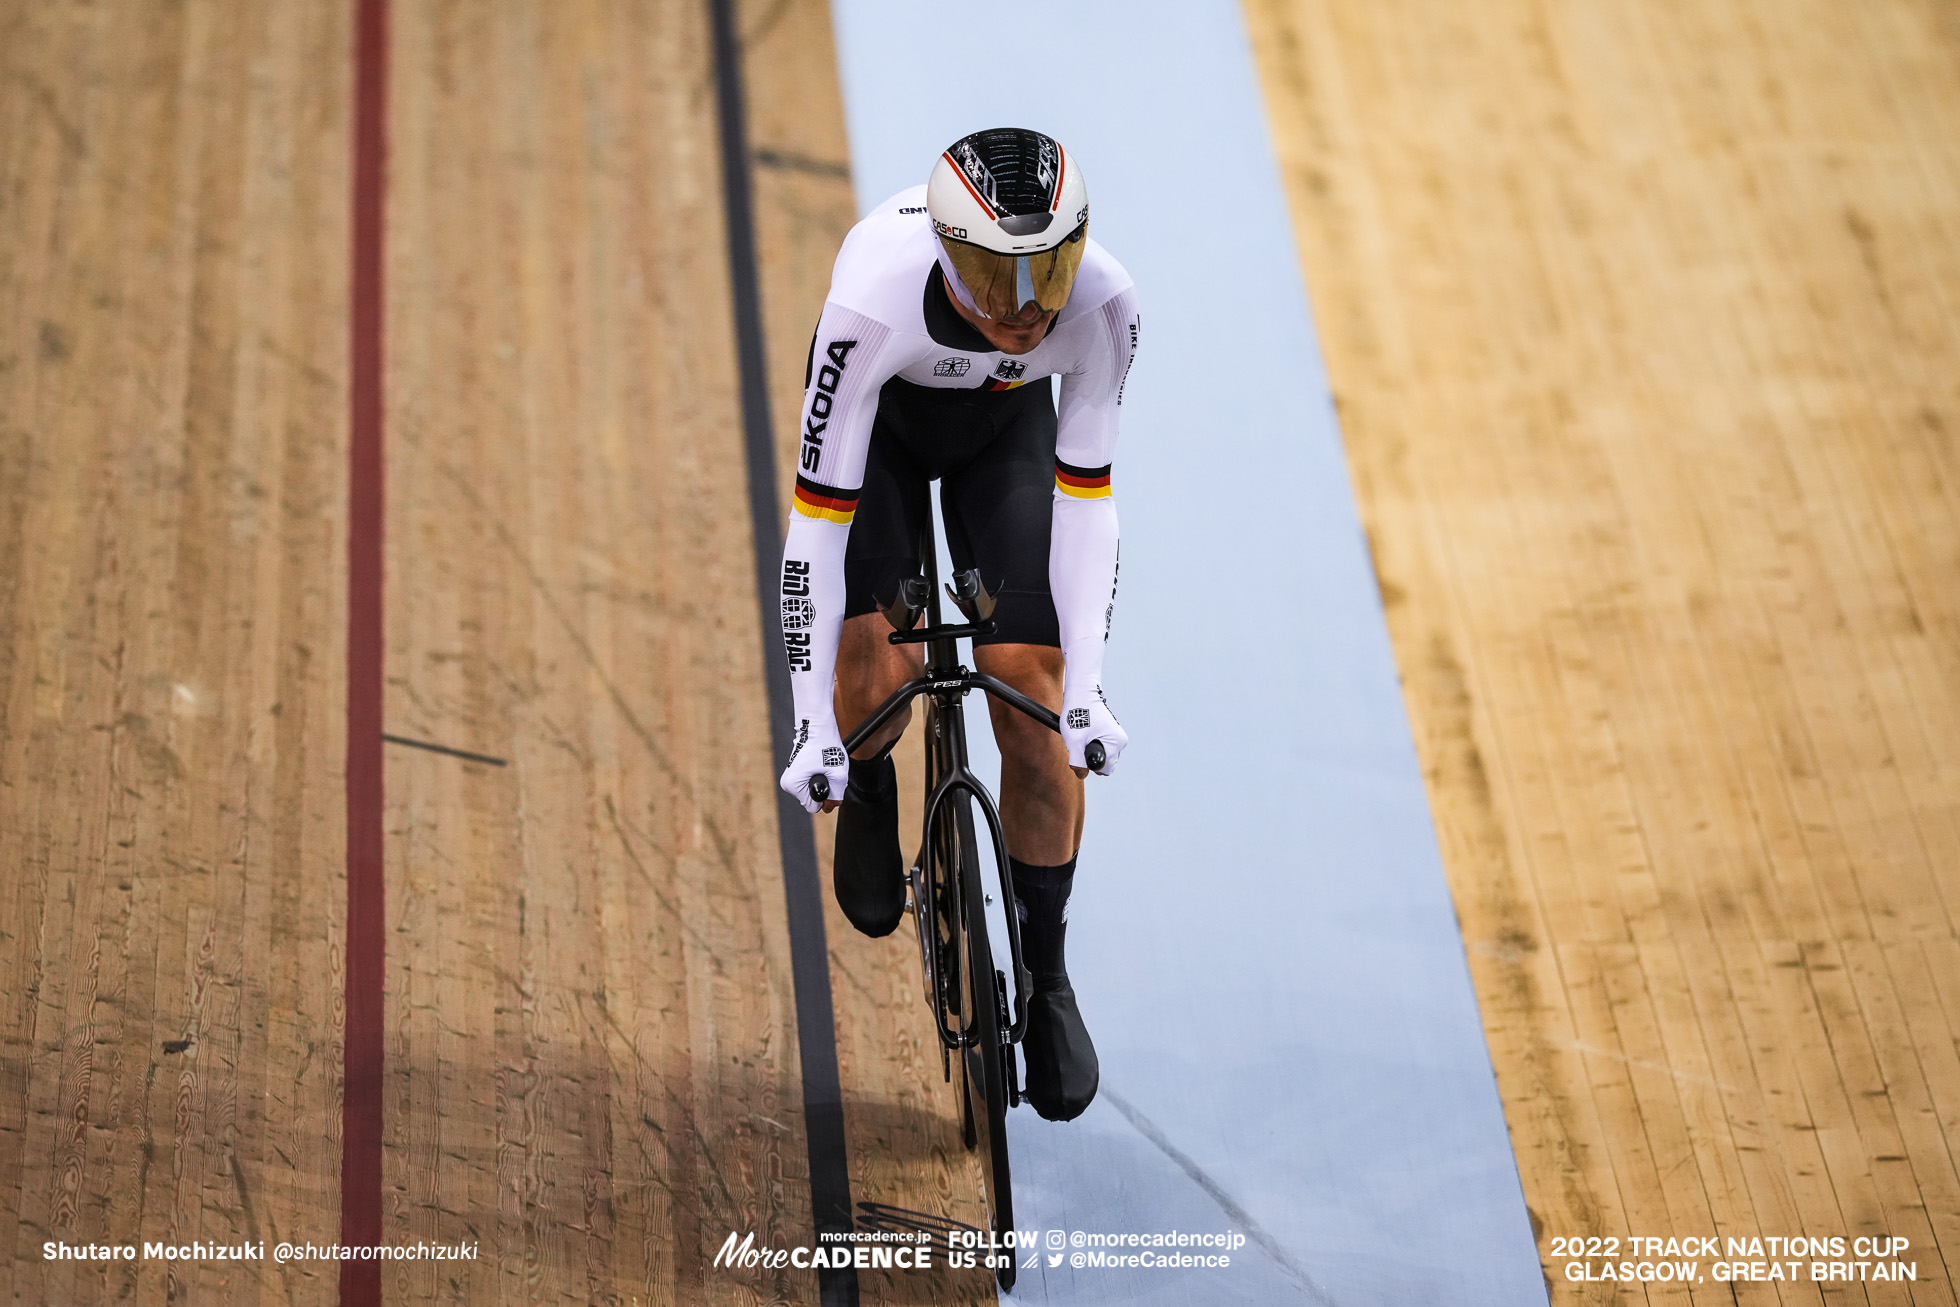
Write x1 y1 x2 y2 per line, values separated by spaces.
780 716 848 814
1060 693 1126 778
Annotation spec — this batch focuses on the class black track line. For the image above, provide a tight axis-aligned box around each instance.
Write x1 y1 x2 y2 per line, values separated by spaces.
380 733 508 767
705 3 859 1304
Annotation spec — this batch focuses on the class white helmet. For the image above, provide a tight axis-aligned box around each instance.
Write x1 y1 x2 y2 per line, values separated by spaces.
928 128 1089 319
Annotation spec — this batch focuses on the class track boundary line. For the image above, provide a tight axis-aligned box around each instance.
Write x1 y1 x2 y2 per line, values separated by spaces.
1103 1087 1338 1304
342 0 388 1302
705 3 859 1305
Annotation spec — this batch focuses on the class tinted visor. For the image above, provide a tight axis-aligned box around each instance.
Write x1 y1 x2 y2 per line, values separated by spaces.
942 221 1088 319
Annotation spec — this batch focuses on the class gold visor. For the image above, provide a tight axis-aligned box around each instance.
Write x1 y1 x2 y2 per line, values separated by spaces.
943 222 1088 319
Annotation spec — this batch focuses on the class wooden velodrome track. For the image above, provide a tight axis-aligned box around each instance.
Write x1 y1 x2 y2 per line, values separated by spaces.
1247 0 1960 1301
1 1 1955 1305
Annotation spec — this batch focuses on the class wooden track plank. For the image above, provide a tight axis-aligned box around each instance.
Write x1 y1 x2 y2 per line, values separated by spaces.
1 1 350 1303
1840 941 1960 1289
382 0 837 1300
1246 0 1960 1301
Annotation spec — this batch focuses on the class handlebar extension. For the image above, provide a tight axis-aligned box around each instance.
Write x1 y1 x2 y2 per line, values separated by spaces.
807 739 1101 807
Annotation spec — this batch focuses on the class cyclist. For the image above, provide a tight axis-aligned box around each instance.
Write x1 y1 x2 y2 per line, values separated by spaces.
777 128 1136 1123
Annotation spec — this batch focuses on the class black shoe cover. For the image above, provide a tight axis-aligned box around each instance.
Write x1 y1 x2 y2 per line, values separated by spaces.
1021 980 1099 1121
832 754 905 937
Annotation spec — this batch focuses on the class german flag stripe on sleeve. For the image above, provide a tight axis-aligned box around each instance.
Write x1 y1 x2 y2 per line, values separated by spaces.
1054 459 1113 499
793 475 859 524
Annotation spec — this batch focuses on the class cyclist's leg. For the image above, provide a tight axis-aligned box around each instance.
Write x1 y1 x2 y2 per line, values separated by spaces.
972 644 1081 863
837 400 929 758
978 650 1098 1119
943 386 1098 1120
839 380 1007 756
830 402 928 937
836 615 921 759
939 385 1082 864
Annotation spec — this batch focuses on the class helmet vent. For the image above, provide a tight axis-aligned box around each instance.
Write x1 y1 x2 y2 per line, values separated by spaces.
952 128 1065 216
998 212 1054 237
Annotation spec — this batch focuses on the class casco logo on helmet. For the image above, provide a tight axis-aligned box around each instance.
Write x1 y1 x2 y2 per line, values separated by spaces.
933 220 968 240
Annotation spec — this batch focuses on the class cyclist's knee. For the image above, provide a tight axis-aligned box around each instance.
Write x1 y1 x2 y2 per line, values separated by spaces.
977 646 1064 756
836 615 920 752
974 643 1063 703
992 699 1062 766
847 705 909 759
991 707 1076 805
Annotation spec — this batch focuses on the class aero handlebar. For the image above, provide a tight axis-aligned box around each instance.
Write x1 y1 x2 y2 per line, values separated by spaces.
805 738 1106 808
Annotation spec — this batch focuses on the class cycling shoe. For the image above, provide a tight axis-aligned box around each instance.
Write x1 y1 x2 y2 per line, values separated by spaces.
832 753 905 937
1021 979 1099 1121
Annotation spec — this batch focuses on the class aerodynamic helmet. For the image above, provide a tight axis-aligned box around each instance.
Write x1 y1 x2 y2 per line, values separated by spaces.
927 127 1089 320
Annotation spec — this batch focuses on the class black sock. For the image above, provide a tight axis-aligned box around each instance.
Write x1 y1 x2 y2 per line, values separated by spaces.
1010 854 1077 986
848 749 896 801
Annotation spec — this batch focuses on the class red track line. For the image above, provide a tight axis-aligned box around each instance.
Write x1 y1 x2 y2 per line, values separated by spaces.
343 0 388 1302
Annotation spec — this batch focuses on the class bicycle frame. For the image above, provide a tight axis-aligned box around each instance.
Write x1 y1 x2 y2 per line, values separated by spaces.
839 529 1051 1047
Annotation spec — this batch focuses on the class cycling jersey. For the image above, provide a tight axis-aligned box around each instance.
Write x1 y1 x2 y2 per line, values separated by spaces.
779 186 1138 810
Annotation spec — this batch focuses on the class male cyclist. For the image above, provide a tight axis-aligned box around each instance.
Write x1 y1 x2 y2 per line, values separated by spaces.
778 128 1136 1122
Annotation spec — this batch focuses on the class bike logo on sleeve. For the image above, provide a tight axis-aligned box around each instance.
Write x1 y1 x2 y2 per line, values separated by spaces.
994 359 1027 381
781 559 814 670
934 357 971 377
822 747 846 769
801 339 858 473
784 628 813 672
1066 708 1090 730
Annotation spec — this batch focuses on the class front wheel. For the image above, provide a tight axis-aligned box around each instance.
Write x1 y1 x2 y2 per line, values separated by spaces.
951 796 1016 1292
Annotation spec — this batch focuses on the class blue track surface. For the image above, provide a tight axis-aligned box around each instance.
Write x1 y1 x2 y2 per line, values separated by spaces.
826 3 1547 1301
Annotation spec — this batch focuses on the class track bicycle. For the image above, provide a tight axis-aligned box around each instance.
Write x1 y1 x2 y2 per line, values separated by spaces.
809 526 1107 1294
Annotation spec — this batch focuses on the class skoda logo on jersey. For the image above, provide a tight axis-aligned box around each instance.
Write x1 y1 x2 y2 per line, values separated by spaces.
933 357 971 377
994 359 1027 381
800 338 858 473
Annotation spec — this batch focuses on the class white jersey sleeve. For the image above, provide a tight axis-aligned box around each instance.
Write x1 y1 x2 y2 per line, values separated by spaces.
1050 287 1139 774
778 305 895 811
